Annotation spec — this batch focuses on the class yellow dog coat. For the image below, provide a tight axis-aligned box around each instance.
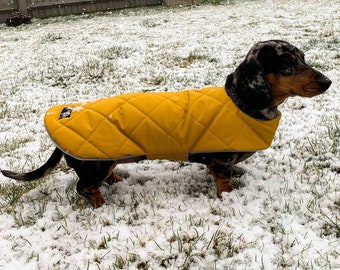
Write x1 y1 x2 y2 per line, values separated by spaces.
44 86 281 161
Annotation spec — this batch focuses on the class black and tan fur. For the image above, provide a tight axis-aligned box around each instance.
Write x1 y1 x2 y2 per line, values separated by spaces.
1 40 332 208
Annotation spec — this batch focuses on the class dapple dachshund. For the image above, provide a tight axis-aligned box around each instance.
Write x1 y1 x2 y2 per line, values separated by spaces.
1 40 332 208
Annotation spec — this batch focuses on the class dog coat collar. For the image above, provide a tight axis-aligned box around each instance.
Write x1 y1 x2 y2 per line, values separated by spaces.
44 86 281 161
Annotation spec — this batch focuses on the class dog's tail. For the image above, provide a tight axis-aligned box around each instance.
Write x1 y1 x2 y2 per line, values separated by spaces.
1 148 63 181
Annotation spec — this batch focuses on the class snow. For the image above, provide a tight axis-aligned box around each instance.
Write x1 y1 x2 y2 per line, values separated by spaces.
0 0 339 269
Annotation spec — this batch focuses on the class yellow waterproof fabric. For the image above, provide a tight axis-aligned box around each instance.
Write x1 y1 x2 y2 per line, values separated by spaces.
44 86 281 161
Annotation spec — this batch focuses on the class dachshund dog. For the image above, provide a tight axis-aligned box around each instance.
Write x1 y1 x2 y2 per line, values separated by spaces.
1 40 332 208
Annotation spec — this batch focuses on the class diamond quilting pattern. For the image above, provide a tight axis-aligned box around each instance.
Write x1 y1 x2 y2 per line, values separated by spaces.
44 86 281 160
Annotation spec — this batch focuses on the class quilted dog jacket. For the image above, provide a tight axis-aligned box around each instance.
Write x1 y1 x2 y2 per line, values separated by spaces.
44 86 281 161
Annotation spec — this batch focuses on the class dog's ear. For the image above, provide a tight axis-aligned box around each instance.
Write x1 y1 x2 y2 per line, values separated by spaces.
226 45 276 111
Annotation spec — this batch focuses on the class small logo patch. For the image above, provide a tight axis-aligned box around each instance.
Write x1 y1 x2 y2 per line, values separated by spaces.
59 107 73 119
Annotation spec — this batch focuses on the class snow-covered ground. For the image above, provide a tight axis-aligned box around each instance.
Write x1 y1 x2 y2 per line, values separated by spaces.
0 0 339 269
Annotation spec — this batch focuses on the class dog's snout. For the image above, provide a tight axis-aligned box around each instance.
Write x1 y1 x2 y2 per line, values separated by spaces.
319 76 332 90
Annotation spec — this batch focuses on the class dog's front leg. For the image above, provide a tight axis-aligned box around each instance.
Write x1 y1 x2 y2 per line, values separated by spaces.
208 161 234 198
208 154 238 198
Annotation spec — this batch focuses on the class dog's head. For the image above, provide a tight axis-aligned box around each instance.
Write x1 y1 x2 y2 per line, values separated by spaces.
226 40 332 116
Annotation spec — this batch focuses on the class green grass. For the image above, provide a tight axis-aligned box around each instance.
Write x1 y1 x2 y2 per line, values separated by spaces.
0 1 338 268
0 181 42 211
0 138 32 155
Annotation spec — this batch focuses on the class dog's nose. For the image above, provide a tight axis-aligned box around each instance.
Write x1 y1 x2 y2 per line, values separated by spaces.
319 77 332 90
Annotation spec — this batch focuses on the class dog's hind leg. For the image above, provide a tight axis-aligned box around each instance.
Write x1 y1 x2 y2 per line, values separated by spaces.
104 162 123 185
64 157 115 208
76 183 106 208
104 156 147 185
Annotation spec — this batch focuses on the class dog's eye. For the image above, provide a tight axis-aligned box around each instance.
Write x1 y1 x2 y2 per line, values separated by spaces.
277 54 296 75
298 53 305 62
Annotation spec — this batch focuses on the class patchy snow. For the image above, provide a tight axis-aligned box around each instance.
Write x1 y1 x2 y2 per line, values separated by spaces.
0 0 339 269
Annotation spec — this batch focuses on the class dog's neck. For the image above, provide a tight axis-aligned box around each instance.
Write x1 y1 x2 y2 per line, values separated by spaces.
260 107 280 120
226 87 280 120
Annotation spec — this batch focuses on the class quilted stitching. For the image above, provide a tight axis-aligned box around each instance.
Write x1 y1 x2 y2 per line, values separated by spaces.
116 94 186 155
44 86 281 160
